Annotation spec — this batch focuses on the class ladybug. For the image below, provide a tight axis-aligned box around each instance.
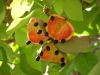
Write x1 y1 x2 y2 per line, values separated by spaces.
26 18 48 45
45 14 74 43
36 42 67 67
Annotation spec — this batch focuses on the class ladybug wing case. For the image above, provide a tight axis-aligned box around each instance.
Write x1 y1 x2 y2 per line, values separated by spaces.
46 14 74 41
36 42 67 67
26 18 48 45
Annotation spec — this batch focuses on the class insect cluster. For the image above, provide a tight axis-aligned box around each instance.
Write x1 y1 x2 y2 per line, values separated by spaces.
26 14 74 67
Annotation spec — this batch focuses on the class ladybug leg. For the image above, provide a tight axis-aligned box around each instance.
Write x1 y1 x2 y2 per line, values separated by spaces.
36 56 40 61
61 62 65 67
61 39 65 43
26 40 31 45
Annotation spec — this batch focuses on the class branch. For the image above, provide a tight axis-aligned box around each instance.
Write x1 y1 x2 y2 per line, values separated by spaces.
89 34 100 46
91 45 100 53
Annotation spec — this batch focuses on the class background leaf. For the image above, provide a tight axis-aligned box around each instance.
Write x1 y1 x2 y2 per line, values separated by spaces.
75 52 98 75
63 0 83 21
0 0 5 25
55 35 89 53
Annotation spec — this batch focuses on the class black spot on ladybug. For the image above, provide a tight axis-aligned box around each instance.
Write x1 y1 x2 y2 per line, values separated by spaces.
61 62 65 67
45 32 48 36
40 51 43 56
43 23 47 27
36 56 40 61
26 40 31 45
34 22 38 26
46 46 50 51
55 50 59 55
39 40 43 44
60 57 65 62
53 40 58 44
50 16 54 21
37 30 42 34
61 39 65 43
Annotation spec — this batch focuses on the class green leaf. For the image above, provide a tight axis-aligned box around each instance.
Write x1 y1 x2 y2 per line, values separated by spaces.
43 0 54 7
15 26 27 47
12 65 26 75
11 0 34 19
0 47 7 63
0 40 15 62
88 62 100 75
59 58 76 75
20 53 42 75
20 44 42 71
75 52 98 75
0 0 5 25
41 60 47 74
53 0 63 14
48 65 61 75
63 0 83 21
0 62 11 75
6 10 35 34
0 23 8 39
55 35 90 54
84 0 94 3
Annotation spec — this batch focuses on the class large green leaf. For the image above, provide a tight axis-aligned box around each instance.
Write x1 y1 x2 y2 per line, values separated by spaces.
59 58 76 75
75 52 98 75
0 62 11 75
88 62 100 75
55 35 90 54
20 44 42 71
0 40 15 62
0 23 8 39
20 53 42 75
53 0 63 14
63 0 83 21
15 26 27 47
0 47 11 75
12 65 26 75
84 0 94 3
0 0 5 25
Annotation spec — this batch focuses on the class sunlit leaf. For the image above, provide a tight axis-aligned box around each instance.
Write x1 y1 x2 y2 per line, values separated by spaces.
6 10 35 34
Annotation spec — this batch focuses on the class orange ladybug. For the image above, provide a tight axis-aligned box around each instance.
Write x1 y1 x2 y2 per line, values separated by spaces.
45 14 74 43
36 42 67 67
26 18 48 45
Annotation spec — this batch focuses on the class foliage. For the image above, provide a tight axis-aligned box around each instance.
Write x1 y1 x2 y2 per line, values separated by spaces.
0 0 100 75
